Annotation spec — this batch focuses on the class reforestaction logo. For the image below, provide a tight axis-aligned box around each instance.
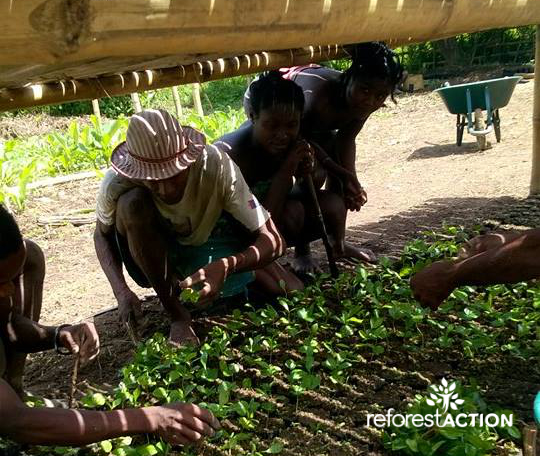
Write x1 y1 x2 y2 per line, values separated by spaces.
367 378 514 429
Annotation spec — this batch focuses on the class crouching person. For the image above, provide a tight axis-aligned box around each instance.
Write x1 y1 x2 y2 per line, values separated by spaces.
94 109 285 346
0 205 220 446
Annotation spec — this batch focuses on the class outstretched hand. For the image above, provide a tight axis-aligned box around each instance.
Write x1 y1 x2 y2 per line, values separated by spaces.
410 260 457 309
150 403 221 445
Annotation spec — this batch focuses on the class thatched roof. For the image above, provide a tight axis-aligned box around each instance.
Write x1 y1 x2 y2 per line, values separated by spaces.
1 0 540 110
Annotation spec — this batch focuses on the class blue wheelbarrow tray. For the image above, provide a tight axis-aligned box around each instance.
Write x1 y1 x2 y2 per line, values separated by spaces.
434 76 521 147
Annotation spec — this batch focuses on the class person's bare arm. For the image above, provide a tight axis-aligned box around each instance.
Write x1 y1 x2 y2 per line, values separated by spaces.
94 220 131 299
264 141 312 219
411 228 540 308
451 228 540 285
226 217 285 273
94 221 141 323
334 119 366 174
4 316 100 363
0 378 219 446
2 313 55 353
325 120 368 211
180 218 285 303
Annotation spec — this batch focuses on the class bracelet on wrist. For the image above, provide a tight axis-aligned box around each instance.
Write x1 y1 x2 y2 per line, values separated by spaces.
54 324 72 355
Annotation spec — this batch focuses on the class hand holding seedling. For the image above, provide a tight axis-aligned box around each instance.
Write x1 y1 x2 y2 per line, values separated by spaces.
150 403 220 445
179 258 229 306
57 322 100 364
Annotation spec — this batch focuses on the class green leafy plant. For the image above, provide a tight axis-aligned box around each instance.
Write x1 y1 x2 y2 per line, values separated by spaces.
7 226 535 455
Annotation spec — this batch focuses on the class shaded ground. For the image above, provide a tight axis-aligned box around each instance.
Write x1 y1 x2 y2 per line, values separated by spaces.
5 79 539 455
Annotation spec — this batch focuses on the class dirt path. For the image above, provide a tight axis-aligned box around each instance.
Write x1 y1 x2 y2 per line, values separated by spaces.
347 79 534 254
15 79 536 327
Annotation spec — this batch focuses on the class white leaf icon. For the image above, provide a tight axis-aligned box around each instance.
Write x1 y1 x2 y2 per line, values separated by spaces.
450 402 458 411
449 383 456 392
426 399 435 406
441 378 448 387
430 393 438 400
455 399 465 405
451 393 459 400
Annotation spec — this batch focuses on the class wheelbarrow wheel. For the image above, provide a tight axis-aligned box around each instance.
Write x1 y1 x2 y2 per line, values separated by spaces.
474 109 488 151
456 114 466 147
493 109 501 143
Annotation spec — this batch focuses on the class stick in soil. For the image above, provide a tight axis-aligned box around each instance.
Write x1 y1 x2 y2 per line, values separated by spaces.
125 321 140 347
69 354 80 408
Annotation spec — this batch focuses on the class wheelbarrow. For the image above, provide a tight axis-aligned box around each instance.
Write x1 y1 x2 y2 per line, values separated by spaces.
434 76 521 150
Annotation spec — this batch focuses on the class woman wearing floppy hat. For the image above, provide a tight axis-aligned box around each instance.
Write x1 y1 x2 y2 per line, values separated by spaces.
94 109 285 345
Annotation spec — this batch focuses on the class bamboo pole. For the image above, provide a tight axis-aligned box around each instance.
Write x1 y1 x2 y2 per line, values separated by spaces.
91 99 101 125
531 25 540 195
171 86 183 119
130 92 142 113
192 83 204 116
0 46 344 111
2 0 540 67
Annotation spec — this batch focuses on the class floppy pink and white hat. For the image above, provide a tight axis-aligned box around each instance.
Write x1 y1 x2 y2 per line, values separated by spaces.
111 109 206 180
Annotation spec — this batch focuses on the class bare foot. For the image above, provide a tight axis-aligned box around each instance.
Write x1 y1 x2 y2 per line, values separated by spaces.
169 321 200 347
336 242 377 263
292 253 321 275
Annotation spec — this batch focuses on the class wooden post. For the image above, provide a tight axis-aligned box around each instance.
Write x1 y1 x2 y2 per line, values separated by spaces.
91 99 101 125
531 25 540 195
523 425 537 456
171 86 183 119
192 83 204 116
130 92 142 113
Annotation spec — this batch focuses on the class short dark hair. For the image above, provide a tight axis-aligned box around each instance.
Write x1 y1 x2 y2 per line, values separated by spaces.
249 70 305 117
342 42 404 101
0 205 23 260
